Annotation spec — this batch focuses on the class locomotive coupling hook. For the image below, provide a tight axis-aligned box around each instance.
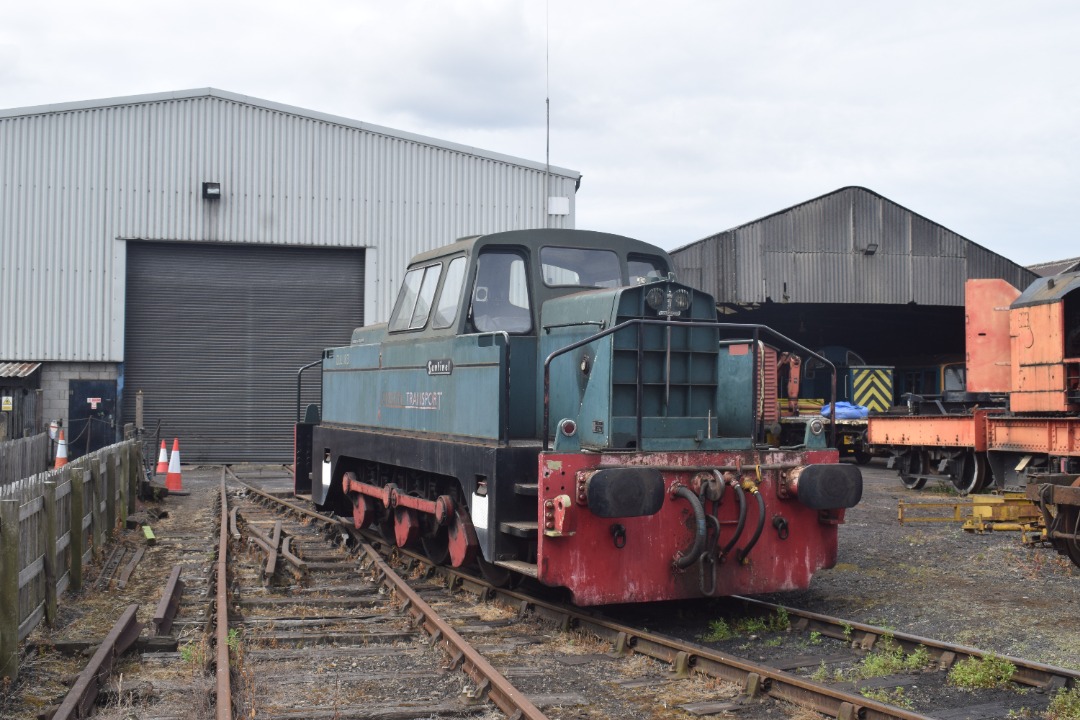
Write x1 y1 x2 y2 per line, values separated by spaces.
673 485 707 569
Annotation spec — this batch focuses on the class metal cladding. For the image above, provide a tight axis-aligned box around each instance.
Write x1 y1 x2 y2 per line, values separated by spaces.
671 186 1037 307
0 88 580 361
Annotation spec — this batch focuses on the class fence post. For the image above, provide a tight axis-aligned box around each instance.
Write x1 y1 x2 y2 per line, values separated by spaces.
128 442 139 517
70 468 84 593
90 458 104 555
43 481 58 627
118 444 130 526
1 498 19 682
105 451 117 535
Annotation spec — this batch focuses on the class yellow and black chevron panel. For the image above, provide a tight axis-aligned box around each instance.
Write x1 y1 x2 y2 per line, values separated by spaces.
850 366 894 412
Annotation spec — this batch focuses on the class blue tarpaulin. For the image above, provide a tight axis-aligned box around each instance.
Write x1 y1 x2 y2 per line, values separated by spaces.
820 402 869 420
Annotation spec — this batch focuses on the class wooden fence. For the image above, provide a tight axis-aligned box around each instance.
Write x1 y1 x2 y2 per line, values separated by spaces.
0 433 53 486
0 439 140 681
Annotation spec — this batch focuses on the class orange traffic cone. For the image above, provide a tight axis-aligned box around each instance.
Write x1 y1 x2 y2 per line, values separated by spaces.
155 440 169 475
53 430 69 469
165 438 183 491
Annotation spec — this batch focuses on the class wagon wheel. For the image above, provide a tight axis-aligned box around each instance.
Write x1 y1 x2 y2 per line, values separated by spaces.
898 449 927 490
950 451 985 496
1051 480 1080 569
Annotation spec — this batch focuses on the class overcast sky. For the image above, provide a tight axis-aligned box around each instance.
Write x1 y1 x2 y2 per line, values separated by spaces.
2 1 1077 265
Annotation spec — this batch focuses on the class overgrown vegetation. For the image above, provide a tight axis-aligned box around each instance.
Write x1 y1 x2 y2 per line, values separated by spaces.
838 638 931 682
1047 686 1080 720
697 608 790 643
947 654 1016 690
860 686 915 710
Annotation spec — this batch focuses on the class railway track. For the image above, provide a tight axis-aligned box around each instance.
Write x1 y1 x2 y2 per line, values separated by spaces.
232 468 1080 720
5 465 1078 719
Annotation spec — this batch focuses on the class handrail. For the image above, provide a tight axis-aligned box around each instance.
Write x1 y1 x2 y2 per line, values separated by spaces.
294 359 323 423
541 318 837 450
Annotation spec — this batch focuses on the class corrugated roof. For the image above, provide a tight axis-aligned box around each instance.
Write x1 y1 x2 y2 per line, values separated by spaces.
0 362 41 379
1028 257 1080 277
670 186 1037 307
0 88 580 179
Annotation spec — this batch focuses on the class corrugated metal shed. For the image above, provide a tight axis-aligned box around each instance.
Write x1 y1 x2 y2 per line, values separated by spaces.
672 186 1036 307
0 88 579 362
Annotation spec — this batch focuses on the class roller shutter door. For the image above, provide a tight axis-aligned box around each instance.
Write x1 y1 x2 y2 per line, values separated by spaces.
123 242 364 463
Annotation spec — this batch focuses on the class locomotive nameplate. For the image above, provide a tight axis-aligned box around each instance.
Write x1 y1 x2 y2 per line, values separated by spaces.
427 359 454 375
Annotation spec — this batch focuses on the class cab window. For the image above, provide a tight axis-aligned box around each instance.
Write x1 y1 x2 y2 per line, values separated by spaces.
628 254 669 284
389 263 443 332
541 247 621 288
471 250 532 333
432 257 466 329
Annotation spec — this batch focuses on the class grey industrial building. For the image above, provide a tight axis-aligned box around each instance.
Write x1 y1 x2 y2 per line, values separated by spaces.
0 88 579 462
670 187 1038 397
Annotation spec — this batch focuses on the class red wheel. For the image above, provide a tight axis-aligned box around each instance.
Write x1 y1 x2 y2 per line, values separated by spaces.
447 507 478 568
393 506 421 547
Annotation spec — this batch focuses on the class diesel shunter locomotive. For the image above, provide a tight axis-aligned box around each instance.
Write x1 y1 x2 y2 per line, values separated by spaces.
294 229 862 605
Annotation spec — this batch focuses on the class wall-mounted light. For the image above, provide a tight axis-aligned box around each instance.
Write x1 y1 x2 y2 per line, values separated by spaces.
202 182 222 200
864 242 879 256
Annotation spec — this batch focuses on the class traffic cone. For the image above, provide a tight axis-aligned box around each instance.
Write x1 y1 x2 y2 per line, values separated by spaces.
155 440 169 475
54 430 69 469
165 438 183 491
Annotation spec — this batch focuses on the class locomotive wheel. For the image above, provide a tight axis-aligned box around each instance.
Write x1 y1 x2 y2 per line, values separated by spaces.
477 556 515 588
899 450 927 490
421 527 451 565
378 514 397 546
854 448 872 466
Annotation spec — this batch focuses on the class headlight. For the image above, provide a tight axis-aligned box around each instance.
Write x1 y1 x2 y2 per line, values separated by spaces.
672 288 691 311
645 287 665 311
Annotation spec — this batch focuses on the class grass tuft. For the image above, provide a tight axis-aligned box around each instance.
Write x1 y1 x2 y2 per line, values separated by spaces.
947 654 1016 690
1048 685 1080 720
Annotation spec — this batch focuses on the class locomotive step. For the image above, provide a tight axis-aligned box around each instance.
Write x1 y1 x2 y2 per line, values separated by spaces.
493 559 539 578
514 483 539 496
498 520 539 538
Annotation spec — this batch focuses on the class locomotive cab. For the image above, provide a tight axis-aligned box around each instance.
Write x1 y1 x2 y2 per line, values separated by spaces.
296 229 862 605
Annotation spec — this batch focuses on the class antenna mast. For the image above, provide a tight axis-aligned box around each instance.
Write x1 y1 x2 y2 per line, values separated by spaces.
544 0 551 228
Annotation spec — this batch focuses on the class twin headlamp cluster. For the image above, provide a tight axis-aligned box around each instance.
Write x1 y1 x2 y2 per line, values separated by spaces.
645 286 692 317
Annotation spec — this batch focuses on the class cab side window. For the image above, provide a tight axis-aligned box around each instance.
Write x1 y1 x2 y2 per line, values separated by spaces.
389 263 443 332
432 257 466 329
471 250 532 333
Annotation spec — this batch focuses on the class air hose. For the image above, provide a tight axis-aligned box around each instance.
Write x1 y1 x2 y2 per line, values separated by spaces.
737 487 767 564
673 485 707 569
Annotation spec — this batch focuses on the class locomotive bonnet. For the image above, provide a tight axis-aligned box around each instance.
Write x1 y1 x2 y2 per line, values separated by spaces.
294 228 862 605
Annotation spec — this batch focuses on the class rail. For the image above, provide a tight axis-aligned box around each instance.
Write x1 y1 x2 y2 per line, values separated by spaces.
541 318 838 451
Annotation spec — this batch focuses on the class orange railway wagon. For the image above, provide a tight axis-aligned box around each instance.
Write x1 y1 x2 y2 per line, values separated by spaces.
872 269 1080 568
868 279 1018 494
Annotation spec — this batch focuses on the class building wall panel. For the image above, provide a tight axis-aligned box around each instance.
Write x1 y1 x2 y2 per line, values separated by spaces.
1 90 578 362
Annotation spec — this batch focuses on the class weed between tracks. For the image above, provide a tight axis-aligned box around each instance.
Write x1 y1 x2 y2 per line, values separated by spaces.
1048 686 1080 720
697 607 791 643
947 653 1017 690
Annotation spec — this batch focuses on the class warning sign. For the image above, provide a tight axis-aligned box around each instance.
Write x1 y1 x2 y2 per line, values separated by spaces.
1 396 12 412
87 397 102 410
